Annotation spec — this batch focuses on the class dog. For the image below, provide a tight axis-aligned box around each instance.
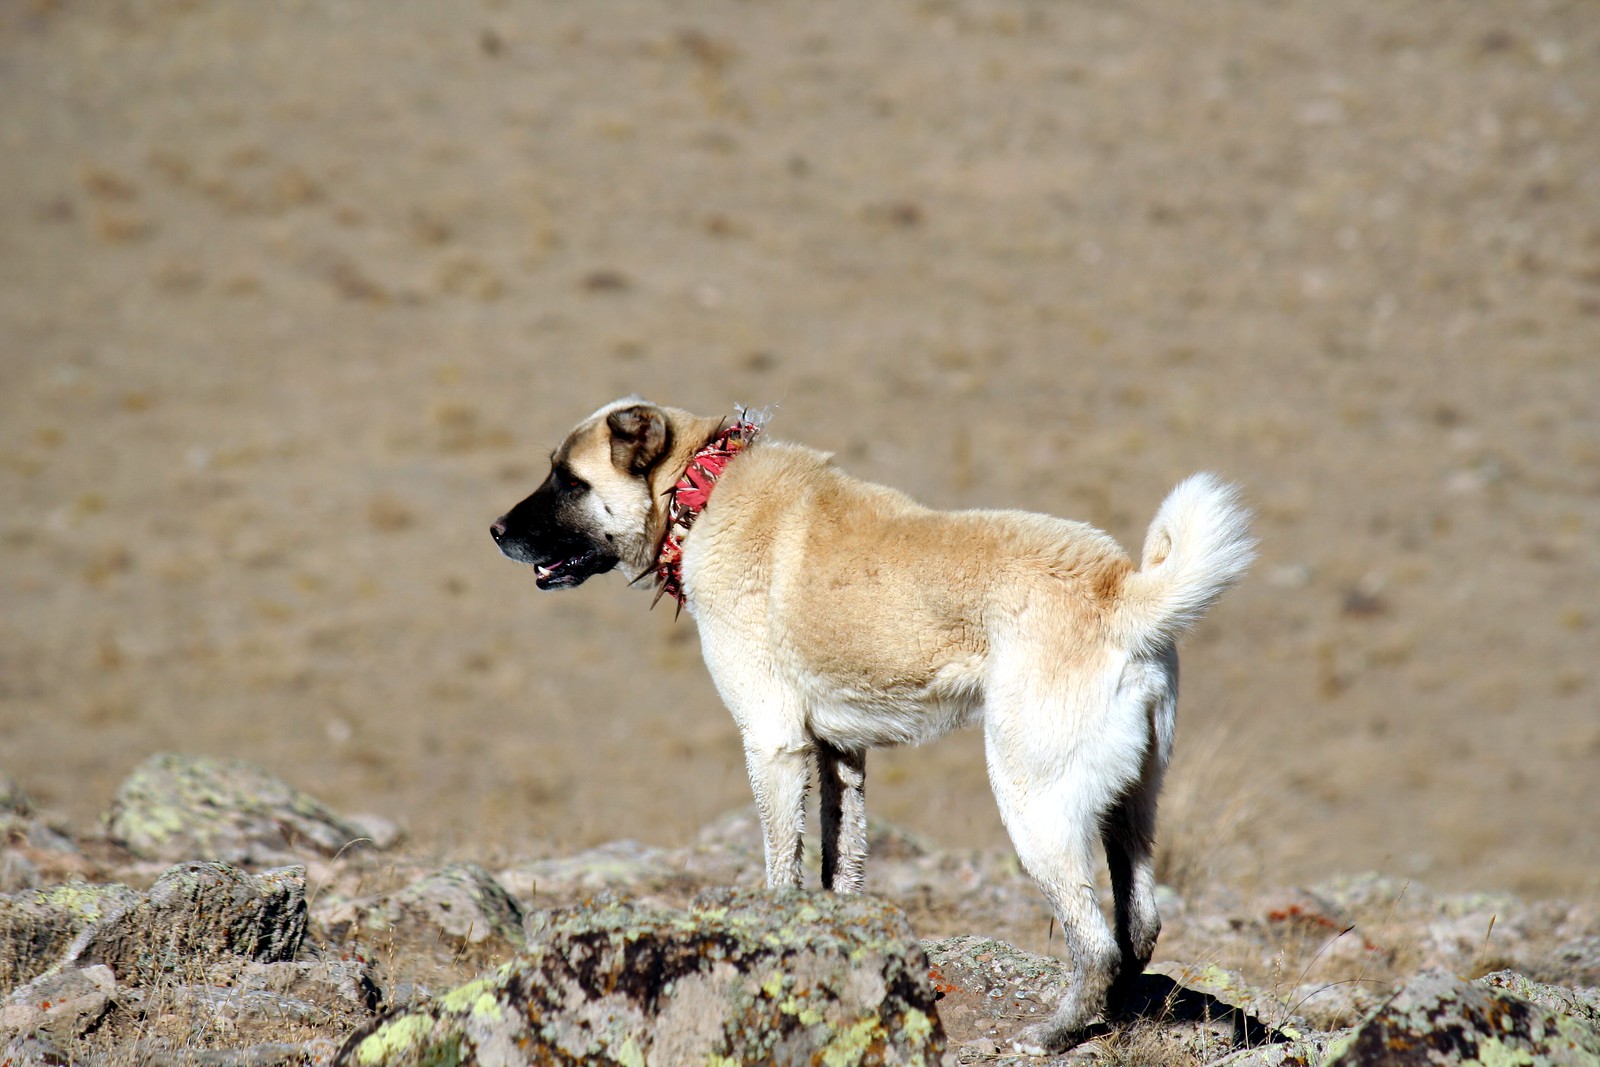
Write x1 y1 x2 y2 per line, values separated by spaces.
491 398 1255 1053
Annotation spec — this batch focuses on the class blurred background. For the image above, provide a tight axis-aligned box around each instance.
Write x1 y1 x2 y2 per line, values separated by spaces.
1 1 1595 898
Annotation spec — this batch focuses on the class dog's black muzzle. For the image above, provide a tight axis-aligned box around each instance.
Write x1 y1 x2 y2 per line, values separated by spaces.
491 477 618 590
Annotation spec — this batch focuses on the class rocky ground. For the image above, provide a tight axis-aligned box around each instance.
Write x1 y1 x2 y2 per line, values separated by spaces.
4 756 1598 1065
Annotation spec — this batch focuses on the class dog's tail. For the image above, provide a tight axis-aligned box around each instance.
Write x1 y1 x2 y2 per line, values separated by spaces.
1115 473 1256 657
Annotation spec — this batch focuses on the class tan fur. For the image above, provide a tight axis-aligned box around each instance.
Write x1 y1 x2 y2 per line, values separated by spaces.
495 399 1255 1054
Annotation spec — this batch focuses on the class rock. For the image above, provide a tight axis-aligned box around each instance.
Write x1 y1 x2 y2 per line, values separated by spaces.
1 809 91 893
0 880 140 986
105 753 375 865
0 771 31 815
334 887 944 1066
923 934 1074 1045
1324 970 1600 1066
315 862 524 952
117 1040 338 1066
341 813 404 852
1146 961 1303 1040
1210 1032 1352 1067
1475 969 1600 1030
0 1033 68 1066
59 862 307 984
391 863 524 946
497 839 690 899
1546 934 1600 987
162 984 333 1028
924 940 1283 1059
1 964 117 1042
0 850 40 894
211 958 384 1015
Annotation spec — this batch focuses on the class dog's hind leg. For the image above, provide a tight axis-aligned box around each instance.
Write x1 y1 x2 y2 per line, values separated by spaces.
985 750 1122 1051
1102 649 1178 999
1101 782 1162 1000
983 667 1146 1053
817 741 867 893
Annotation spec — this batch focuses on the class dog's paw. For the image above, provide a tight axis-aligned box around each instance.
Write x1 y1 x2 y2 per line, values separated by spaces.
1008 1020 1075 1056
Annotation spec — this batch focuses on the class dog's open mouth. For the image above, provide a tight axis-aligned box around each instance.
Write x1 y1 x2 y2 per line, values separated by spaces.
532 549 614 590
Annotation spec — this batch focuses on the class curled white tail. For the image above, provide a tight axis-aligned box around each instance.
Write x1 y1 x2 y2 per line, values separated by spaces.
1118 473 1256 656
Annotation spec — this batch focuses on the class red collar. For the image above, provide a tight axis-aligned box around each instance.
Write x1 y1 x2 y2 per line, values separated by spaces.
652 418 762 609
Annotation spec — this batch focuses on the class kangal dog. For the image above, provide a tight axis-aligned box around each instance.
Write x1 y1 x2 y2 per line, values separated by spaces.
491 398 1255 1053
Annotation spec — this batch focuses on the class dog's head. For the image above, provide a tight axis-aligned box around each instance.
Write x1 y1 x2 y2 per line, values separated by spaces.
491 398 723 589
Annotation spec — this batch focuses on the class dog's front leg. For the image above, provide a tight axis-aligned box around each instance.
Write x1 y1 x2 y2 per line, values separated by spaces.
817 741 867 893
743 743 810 888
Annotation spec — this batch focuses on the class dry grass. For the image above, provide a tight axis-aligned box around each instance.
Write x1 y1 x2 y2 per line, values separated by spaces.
1155 718 1267 901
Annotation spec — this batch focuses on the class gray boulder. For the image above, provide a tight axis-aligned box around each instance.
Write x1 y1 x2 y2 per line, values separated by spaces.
105 753 374 865
334 887 944 1066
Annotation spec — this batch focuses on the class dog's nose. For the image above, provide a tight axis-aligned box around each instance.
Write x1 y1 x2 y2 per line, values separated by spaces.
490 518 507 542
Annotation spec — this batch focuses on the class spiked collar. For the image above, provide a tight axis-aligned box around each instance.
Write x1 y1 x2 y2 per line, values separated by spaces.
651 416 762 609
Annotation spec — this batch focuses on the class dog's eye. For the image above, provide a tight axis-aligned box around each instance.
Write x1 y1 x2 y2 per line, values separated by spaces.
561 473 588 493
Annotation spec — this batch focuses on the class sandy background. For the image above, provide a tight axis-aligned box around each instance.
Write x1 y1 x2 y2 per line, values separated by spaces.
1 1 1596 900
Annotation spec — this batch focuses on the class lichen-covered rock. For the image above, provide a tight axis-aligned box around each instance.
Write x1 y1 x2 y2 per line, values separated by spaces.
105 753 374 864
59 862 307 984
1325 970 1600 1066
1475 970 1600 1031
315 862 525 955
0 880 140 986
334 887 944 1066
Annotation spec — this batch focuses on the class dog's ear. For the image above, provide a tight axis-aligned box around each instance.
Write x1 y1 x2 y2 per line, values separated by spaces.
607 403 669 474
